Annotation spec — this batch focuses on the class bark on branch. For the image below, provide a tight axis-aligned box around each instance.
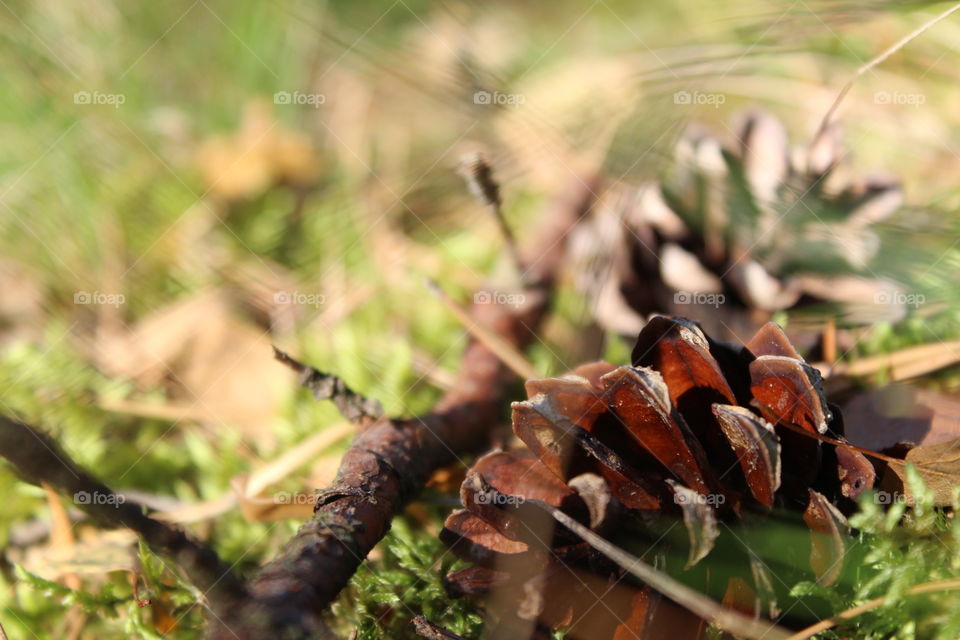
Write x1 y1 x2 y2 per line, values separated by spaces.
213 176 600 639
0 418 248 624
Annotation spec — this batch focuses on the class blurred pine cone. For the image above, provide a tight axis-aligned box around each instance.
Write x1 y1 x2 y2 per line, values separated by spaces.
571 111 906 340
441 316 875 639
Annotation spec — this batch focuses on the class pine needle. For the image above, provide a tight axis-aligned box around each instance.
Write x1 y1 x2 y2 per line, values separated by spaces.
816 2 960 138
425 279 540 380
788 578 960 639
545 504 793 640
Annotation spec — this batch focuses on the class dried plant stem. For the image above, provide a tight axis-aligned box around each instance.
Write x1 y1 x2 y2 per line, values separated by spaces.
827 340 960 381
816 2 960 138
458 152 525 279
425 278 540 380
787 578 960 640
822 316 836 364
492 201 525 280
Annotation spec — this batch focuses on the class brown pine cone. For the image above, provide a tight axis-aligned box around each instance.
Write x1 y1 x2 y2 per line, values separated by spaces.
440 316 875 639
570 110 906 341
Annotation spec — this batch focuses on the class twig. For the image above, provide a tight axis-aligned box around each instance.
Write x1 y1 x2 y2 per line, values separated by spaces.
458 152 524 279
815 2 960 139
787 578 960 640
208 175 600 640
822 316 836 364
425 278 540 380
273 347 384 427
412 615 469 640
0 418 247 629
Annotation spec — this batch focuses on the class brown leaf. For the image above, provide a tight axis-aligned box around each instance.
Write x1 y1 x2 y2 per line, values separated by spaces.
196 101 318 200
98 290 290 449
843 384 960 452
803 490 848 586
886 438 960 505
533 563 655 640
713 405 781 507
545 505 792 640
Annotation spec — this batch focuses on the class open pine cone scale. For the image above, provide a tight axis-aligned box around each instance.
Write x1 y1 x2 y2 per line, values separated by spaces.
572 110 907 341
441 316 876 639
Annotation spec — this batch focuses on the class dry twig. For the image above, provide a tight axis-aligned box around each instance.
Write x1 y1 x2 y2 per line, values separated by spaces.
211 175 600 639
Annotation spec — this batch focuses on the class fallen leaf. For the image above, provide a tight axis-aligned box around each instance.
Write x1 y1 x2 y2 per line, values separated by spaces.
886 439 960 505
843 384 960 451
196 100 318 201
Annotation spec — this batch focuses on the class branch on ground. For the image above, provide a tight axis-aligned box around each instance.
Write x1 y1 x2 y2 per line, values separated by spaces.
211 175 600 639
0 417 247 633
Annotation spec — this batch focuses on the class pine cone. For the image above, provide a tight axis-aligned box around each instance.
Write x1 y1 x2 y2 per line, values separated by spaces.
571 110 905 340
441 316 875 639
